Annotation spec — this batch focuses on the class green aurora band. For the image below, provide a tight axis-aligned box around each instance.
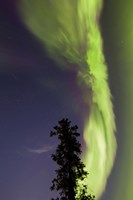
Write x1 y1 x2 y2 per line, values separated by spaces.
19 0 116 198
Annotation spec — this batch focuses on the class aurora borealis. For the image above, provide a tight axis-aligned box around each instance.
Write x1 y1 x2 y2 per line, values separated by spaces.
19 0 116 198
0 0 133 200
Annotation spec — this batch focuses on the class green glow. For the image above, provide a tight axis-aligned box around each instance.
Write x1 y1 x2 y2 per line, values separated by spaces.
109 0 133 199
19 0 116 198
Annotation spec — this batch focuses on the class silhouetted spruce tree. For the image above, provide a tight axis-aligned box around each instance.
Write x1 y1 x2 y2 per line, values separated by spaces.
50 118 95 200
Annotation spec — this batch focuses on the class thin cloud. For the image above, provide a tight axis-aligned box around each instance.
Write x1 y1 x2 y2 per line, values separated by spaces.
27 145 54 154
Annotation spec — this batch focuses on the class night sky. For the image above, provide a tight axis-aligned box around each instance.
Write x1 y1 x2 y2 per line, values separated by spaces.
0 0 132 200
